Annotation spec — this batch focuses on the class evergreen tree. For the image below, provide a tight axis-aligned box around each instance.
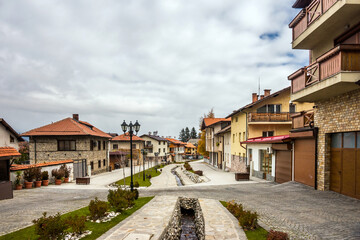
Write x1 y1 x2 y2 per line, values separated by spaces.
184 127 190 142
179 128 186 142
190 127 197 139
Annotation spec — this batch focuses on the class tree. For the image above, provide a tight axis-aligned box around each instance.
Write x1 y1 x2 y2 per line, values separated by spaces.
190 127 197 139
197 131 208 157
184 127 190 142
199 107 215 129
179 128 186 142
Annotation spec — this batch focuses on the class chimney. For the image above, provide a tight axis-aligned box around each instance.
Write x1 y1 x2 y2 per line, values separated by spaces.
149 131 152 135
264 89 271 97
260 95 264 100
73 114 79 121
252 93 258 103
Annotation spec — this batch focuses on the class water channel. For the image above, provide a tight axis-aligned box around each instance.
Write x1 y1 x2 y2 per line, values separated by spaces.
171 167 184 186
180 208 198 240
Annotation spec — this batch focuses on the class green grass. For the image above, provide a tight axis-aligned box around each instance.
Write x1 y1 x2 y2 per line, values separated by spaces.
115 166 162 187
220 201 268 240
0 197 154 240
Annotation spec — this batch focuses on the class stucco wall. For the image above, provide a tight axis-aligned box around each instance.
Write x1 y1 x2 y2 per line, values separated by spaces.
141 136 168 157
0 124 20 150
230 112 247 157
315 88 360 190
247 143 275 180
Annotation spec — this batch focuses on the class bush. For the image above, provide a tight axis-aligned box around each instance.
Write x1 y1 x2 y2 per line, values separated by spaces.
52 168 65 180
60 164 71 178
146 174 152 179
88 197 109 220
65 214 87 234
23 168 37 182
134 181 140 188
267 230 289 240
108 187 136 212
34 167 42 181
226 201 244 219
133 189 139 200
41 171 49 180
183 162 193 171
15 171 22 185
32 212 67 240
239 210 258 231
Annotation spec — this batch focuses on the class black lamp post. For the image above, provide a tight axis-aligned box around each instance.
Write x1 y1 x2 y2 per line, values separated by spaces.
121 120 140 192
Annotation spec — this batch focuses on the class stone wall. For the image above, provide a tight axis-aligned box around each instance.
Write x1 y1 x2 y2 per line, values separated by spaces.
182 169 204 183
315 88 360 190
29 136 109 175
230 155 247 173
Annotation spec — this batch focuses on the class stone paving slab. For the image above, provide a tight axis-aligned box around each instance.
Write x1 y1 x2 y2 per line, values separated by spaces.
199 198 246 240
98 195 178 240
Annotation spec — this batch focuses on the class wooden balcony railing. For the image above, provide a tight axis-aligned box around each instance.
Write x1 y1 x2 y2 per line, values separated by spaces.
248 113 291 122
289 0 338 41
291 110 315 129
289 44 360 93
144 143 153 148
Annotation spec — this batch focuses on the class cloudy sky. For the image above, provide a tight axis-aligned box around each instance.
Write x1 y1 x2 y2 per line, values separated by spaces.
0 0 308 138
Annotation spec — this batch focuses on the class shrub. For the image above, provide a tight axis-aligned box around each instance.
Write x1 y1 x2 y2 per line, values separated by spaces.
23 168 37 182
41 171 49 180
32 212 67 240
108 187 136 212
226 201 244 219
146 174 152 179
65 214 87 234
133 189 139 200
34 167 42 181
52 168 65 180
60 164 71 178
88 197 109 220
267 230 289 240
183 162 193 171
15 171 22 185
134 181 140 188
239 210 258 231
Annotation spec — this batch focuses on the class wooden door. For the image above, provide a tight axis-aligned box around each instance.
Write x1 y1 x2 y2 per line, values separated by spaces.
275 150 292 184
294 139 315 187
330 150 341 193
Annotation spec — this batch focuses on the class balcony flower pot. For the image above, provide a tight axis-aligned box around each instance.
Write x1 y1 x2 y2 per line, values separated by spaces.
63 177 69 183
42 180 49 186
24 181 33 189
55 179 62 185
34 180 42 188
15 184 22 190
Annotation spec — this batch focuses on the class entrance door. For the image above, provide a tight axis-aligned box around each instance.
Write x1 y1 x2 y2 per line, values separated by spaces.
73 159 87 178
330 132 360 199
260 150 272 179
275 150 292 184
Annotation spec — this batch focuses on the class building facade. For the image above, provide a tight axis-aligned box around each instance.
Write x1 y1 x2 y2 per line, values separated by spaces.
110 134 145 166
0 118 24 150
140 133 168 162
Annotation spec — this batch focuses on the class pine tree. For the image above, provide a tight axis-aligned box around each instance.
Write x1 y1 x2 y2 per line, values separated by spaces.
190 127 197 139
179 128 186 142
184 127 190 142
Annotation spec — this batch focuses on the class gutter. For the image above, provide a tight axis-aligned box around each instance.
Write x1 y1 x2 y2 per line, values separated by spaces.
314 127 318 190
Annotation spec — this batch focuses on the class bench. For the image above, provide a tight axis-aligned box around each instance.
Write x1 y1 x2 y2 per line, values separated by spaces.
76 177 90 185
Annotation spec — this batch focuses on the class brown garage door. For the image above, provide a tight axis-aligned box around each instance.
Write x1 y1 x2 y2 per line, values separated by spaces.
330 132 360 199
294 139 315 187
275 150 292 183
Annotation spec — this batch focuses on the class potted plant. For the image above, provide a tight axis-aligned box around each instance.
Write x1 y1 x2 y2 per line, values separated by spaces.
14 171 22 190
23 168 35 189
41 171 49 186
34 167 42 188
60 164 71 183
52 168 64 185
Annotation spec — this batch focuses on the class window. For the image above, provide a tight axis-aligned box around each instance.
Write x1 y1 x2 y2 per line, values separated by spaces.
331 133 342 148
260 150 272 174
98 160 101 168
163 148 165 152
90 140 94 151
357 132 360 148
249 149 253 162
257 104 281 113
344 132 355 148
113 144 118 150
163 142 166 145
239 133 241 142
103 159 106 167
98 141 101 150
236 117 238 122
233 134 235 143
243 132 246 141
58 140 76 151
91 161 94 170
289 103 296 113
10 135 14 143
262 131 274 137
103 141 106 150
158 141 160 145
132 144 136 149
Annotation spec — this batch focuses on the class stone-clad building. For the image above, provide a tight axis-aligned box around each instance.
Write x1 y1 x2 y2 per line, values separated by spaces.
288 0 360 199
22 114 111 176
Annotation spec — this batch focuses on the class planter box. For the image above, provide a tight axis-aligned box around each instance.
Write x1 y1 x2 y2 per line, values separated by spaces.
194 170 203 176
235 173 250 181
76 177 90 185
0 181 13 200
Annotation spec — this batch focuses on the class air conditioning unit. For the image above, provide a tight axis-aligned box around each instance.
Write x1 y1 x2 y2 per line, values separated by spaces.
266 147 273 154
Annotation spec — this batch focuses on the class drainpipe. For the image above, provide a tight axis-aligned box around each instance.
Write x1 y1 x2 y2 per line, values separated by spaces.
34 137 37 164
314 127 318 190
245 112 248 166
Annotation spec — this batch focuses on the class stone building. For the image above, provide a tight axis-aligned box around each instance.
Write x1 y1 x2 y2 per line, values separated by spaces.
288 0 360 199
21 114 111 176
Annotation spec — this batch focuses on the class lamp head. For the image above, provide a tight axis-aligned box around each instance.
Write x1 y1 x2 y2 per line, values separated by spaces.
121 120 128 133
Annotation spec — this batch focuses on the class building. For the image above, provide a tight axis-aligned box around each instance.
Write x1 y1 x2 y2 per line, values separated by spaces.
0 147 21 200
201 118 231 168
0 118 24 150
288 0 360 199
140 133 168 162
185 142 197 156
110 133 145 166
21 114 111 176
166 138 186 162
227 87 313 174
214 125 231 171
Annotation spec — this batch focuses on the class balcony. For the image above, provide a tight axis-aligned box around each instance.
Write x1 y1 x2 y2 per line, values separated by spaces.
291 110 314 129
289 44 360 102
144 143 153 149
248 113 292 124
289 0 360 49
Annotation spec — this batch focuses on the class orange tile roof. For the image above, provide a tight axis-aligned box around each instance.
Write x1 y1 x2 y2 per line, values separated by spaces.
112 133 145 142
10 159 73 171
0 147 21 158
166 138 186 145
201 118 231 130
185 142 196 148
21 118 111 138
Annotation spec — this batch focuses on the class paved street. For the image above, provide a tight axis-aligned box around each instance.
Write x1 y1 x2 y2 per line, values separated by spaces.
0 162 359 239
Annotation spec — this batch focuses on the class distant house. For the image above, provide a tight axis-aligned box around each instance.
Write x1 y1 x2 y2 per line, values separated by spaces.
110 133 145 166
215 125 231 171
140 133 168 162
185 142 197 156
0 118 24 150
166 138 186 162
0 147 21 200
21 114 111 176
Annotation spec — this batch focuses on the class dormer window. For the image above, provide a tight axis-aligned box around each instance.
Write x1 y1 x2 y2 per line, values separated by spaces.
10 135 14 143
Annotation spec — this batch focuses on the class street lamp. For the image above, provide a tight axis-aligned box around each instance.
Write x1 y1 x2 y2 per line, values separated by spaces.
141 149 147 181
121 120 140 192
154 151 159 167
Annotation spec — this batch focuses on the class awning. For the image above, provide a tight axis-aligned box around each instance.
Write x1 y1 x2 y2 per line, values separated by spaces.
241 135 290 144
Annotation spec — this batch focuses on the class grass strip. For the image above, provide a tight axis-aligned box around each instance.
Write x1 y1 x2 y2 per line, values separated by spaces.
0 196 154 240
220 201 268 240
115 166 162 187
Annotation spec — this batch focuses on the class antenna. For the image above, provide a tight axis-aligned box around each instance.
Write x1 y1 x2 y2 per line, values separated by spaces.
258 77 261 95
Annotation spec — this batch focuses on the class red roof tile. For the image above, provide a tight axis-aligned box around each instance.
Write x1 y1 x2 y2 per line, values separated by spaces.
166 138 186 145
185 142 196 148
201 118 231 130
0 147 21 158
21 118 111 138
112 133 145 142
10 159 73 171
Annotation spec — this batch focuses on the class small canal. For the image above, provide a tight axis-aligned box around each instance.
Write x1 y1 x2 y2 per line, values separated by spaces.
171 167 184 186
180 208 198 240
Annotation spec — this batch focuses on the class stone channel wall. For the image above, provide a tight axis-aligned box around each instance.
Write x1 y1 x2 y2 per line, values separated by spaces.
183 170 204 183
159 197 205 240
315 88 360 190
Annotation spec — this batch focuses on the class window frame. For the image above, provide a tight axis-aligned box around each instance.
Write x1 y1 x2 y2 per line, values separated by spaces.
58 140 76 151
